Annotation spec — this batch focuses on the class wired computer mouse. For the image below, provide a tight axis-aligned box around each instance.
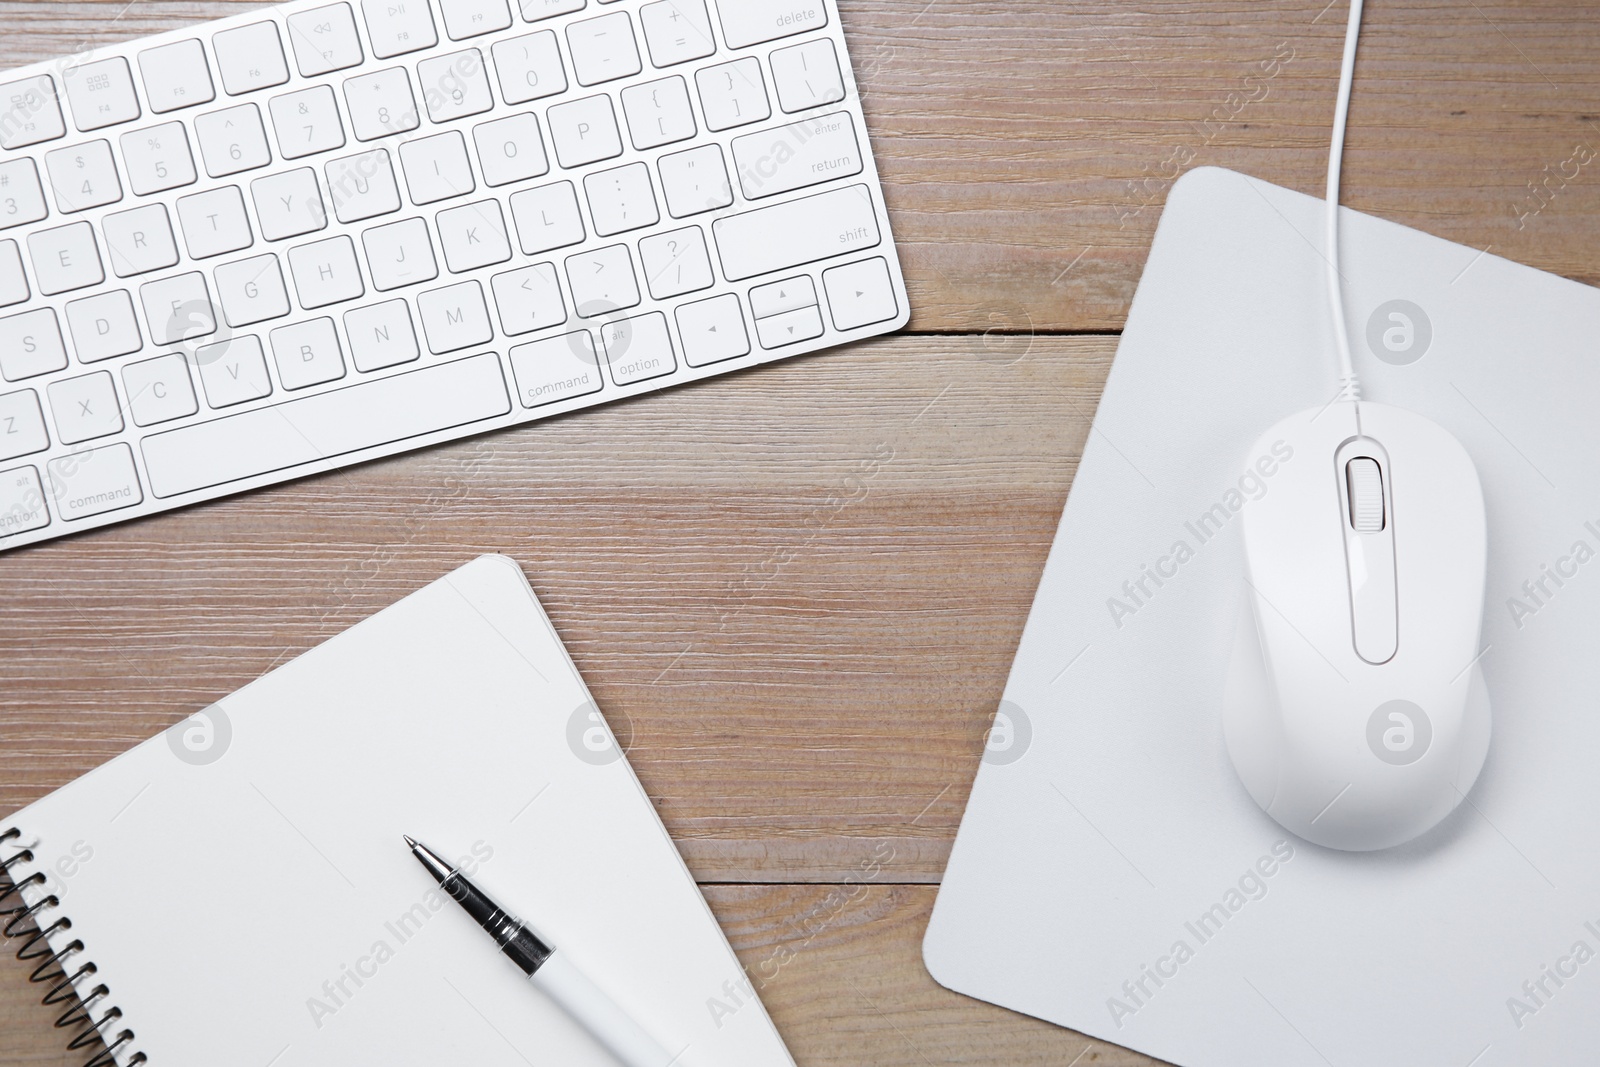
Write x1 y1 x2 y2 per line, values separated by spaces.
1222 0 1491 851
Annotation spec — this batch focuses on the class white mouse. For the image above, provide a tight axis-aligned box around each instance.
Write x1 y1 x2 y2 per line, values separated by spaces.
1223 401 1491 851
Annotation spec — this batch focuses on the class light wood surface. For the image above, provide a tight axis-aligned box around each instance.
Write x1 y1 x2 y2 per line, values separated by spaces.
4 0 1600 1063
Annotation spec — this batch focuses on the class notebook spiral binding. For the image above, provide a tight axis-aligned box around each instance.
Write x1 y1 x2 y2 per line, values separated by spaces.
0 826 146 1067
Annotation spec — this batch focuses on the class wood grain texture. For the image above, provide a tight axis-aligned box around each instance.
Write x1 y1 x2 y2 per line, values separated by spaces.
3 0 1599 1062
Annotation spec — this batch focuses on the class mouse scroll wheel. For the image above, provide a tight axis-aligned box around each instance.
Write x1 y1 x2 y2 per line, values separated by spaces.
1346 457 1386 533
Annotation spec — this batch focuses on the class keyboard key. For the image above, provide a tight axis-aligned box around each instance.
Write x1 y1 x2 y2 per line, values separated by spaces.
141 352 509 497
29 223 103 295
65 290 142 363
141 272 217 345
399 131 476 204
584 162 658 237
731 112 861 199
212 22 291 95
327 149 403 223
48 443 142 519
263 317 338 390
139 40 216 113
518 0 586 22
287 4 366 77
823 256 898 330
214 254 292 327
196 335 273 408
345 299 421 371
270 86 346 159
0 390 49 460
438 200 513 272
601 312 674 385
713 183 880 281
509 330 602 408
290 236 365 308
0 309 67 382
195 104 274 178
44 140 122 213
639 225 712 298
771 39 845 113
639 0 715 68
492 31 567 104
675 293 750 367
417 280 493 352
509 181 585 254
178 186 254 260
439 0 513 40
64 58 140 131
473 114 549 186
270 317 347 389
418 50 496 123
696 58 769 132
565 243 639 316
657 144 731 218
717 0 826 48
749 273 815 318
252 169 328 241
344 68 420 141
567 12 642 86
548 95 622 168
122 353 199 426
0 76 66 150
363 217 438 290
49 371 123 444
121 122 198 195
0 465 49 536
491 262 565 335
621 76 696 150
362 0 439 58
103 204 180 277
755 304 823 348
0 242 27 307
0 160 50 231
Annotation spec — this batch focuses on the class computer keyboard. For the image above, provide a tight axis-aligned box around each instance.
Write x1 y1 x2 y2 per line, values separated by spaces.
0 0 907 551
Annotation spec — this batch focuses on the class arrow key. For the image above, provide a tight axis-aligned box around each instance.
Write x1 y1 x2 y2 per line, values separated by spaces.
676 293 749 367
754 305 823 350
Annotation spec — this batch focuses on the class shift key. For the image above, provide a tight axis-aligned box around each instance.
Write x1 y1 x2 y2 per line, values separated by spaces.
713 184 880 282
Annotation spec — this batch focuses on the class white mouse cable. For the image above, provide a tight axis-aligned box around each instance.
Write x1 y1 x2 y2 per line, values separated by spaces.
1327 0 1365 407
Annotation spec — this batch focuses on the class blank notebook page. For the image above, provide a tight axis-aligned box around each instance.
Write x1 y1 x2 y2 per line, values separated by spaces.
6 554 792 1067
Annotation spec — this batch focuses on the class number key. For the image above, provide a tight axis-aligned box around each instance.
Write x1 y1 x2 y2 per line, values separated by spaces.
269 85 347 160
417 49 496 123
345 68 421 142
195 104 273 178
120 122 198 195
43 141 122 213
0 160 50 231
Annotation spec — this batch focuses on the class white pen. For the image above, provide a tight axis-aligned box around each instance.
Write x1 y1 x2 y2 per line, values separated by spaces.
403 835 675 1067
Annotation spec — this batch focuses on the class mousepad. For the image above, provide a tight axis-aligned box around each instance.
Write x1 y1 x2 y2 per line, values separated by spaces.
924 166 1600 1066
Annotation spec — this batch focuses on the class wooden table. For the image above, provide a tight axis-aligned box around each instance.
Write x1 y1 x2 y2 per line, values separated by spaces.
4 1 1600 1063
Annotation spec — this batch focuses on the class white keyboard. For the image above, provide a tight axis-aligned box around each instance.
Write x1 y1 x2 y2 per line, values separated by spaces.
0 0 907 551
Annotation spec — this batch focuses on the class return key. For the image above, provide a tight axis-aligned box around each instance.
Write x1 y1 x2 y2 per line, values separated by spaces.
730 112 862 200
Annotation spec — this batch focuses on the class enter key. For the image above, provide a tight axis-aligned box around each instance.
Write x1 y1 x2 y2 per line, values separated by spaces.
731 111 863 200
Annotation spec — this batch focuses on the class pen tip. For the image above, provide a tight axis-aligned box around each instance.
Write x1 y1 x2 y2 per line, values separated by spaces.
402 834 419 849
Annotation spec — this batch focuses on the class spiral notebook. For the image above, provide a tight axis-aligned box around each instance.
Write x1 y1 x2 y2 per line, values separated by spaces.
2 555 793 1067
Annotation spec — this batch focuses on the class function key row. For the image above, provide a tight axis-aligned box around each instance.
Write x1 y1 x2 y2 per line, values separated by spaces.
0 0 831 148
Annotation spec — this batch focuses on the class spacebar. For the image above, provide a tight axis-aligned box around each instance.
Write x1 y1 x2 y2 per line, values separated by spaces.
142 353 511 498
